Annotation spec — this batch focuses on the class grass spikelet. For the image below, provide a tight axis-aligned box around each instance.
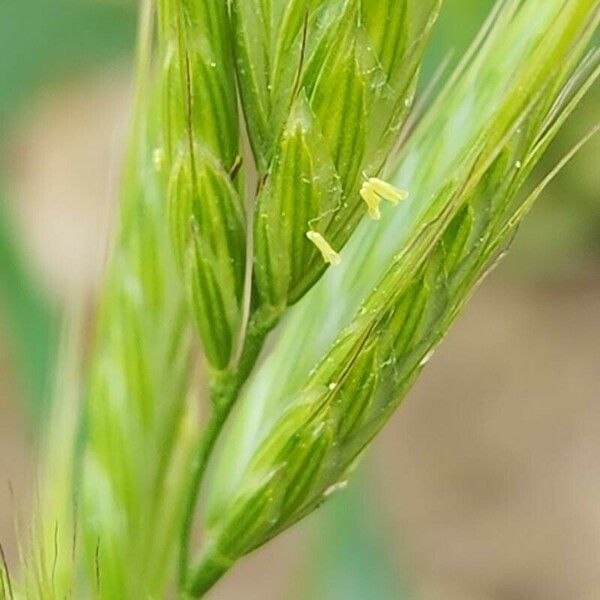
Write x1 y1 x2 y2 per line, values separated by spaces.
17 1 600 598
197 2 600 594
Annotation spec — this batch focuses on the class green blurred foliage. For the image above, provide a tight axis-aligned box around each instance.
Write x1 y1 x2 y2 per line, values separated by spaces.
0 0 135 421
509 88 600 280
297 470 412 600
0 197 55 418
0 0 135 130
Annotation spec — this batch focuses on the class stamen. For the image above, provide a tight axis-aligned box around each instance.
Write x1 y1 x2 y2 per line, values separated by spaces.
360 177 409 220
360 184 382 220
306 231 341 266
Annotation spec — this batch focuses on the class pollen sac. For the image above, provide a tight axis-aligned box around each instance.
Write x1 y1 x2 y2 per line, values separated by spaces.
253 93 343 311
360 177 409 220
360 183 384 220
306 231 342 266
367 177 410 205
237 0 441 321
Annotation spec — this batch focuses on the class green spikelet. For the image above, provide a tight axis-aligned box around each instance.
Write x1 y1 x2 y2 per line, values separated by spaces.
246 0 441 322
197 4 600 596
18 2 600 599
158 0 246 370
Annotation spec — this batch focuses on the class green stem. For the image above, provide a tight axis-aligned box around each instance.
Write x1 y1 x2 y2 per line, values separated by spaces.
177 373 237 589
178 310 275 593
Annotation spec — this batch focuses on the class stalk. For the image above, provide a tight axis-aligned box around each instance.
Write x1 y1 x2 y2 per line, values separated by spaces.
14 1 600 598
195 2 600 596
177 317 271 586
177 382 235 589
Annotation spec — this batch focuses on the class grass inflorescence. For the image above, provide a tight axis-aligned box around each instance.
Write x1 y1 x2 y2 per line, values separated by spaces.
12 1 600 598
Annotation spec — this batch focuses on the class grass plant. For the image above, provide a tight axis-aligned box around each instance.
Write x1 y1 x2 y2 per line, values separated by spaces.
5 1 599 598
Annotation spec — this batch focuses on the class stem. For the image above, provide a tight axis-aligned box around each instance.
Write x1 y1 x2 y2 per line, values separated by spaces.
177 373 237 588
177 310 275 592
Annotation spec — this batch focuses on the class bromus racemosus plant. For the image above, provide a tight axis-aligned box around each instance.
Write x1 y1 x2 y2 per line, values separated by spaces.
7 0 599 598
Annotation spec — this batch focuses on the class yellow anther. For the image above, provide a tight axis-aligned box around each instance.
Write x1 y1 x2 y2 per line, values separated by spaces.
360 185 383 220
360 177 409 220
371 178 409 204
306 231 341 266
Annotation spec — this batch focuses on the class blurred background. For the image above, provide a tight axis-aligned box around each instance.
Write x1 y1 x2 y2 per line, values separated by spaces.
0 1 599 599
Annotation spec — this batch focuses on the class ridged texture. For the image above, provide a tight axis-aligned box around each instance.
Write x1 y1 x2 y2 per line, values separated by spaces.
253 92 343 309
78 102 199 598
241 0 442 316
16 4 202 595
19 2 600 599
158 0 245 370
195 2 600 594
